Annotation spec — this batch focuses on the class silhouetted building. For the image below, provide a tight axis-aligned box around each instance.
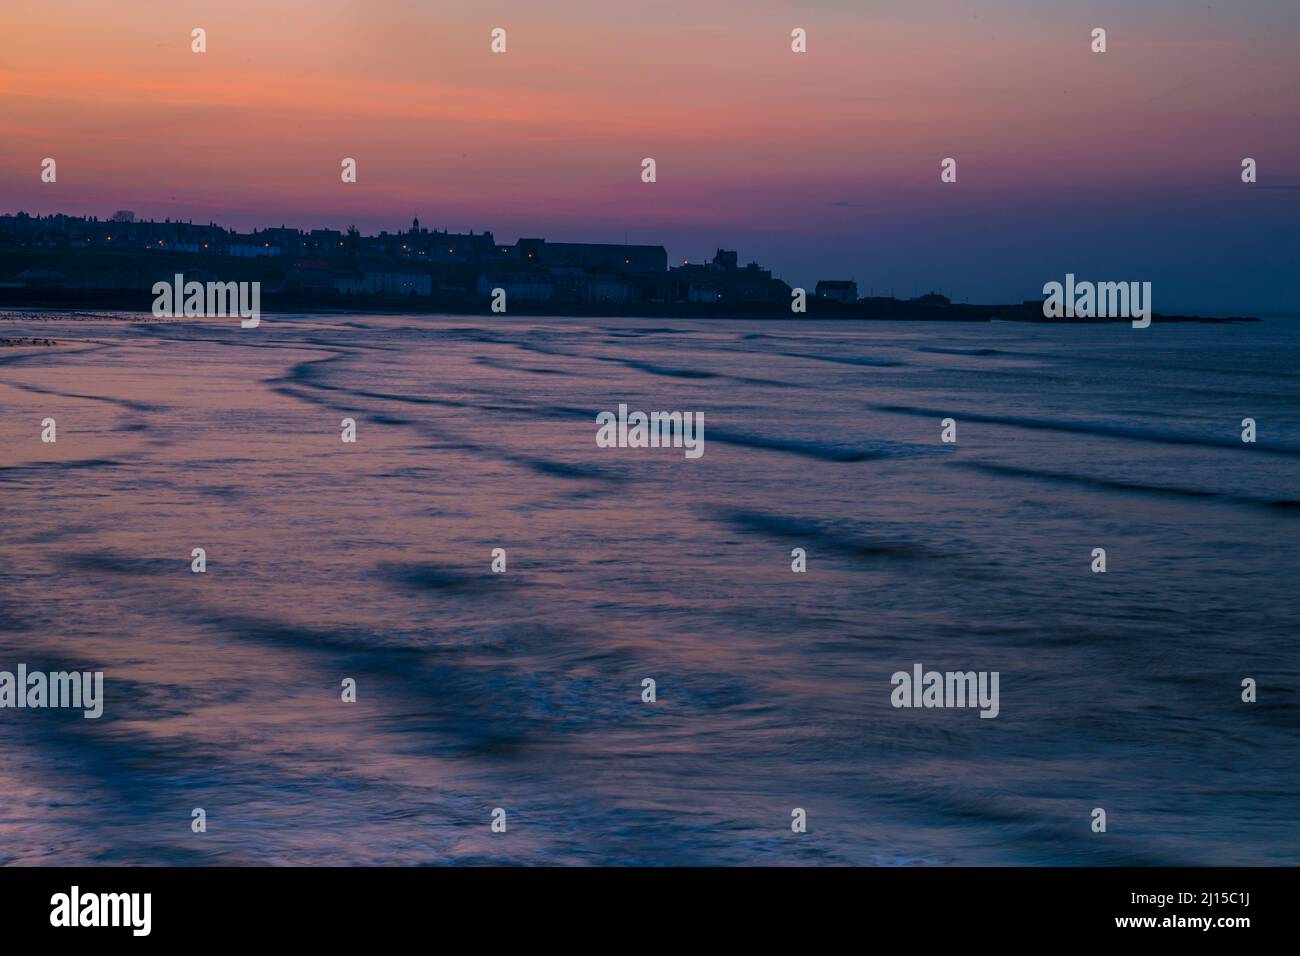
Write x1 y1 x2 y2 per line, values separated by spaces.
514 238 666 274
336 263 432 295
912 291 950 307
668 249 790 305
815 280 858 303
477 272 555 301
0 211 802 309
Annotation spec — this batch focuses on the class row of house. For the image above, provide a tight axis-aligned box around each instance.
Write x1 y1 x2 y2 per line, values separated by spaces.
0 214 666 270
1 212 946 308
304 247 791 304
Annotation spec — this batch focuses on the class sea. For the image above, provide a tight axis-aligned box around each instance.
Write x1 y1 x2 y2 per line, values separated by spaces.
1 310 1297 865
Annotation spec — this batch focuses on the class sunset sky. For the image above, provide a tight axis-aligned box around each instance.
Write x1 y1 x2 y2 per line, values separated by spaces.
1 0 1297 310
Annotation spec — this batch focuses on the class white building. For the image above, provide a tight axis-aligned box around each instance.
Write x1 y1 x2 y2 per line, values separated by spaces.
336 271 432 295
476 273 554 302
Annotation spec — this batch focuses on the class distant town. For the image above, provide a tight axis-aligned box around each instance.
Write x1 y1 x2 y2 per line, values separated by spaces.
0 211 1253 323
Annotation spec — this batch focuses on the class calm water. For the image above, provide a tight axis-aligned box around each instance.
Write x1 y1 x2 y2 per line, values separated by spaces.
1 311 1297 865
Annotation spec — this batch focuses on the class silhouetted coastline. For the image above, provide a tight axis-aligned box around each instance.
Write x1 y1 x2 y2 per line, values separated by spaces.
0 212 1258 323
0 288 1259 325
